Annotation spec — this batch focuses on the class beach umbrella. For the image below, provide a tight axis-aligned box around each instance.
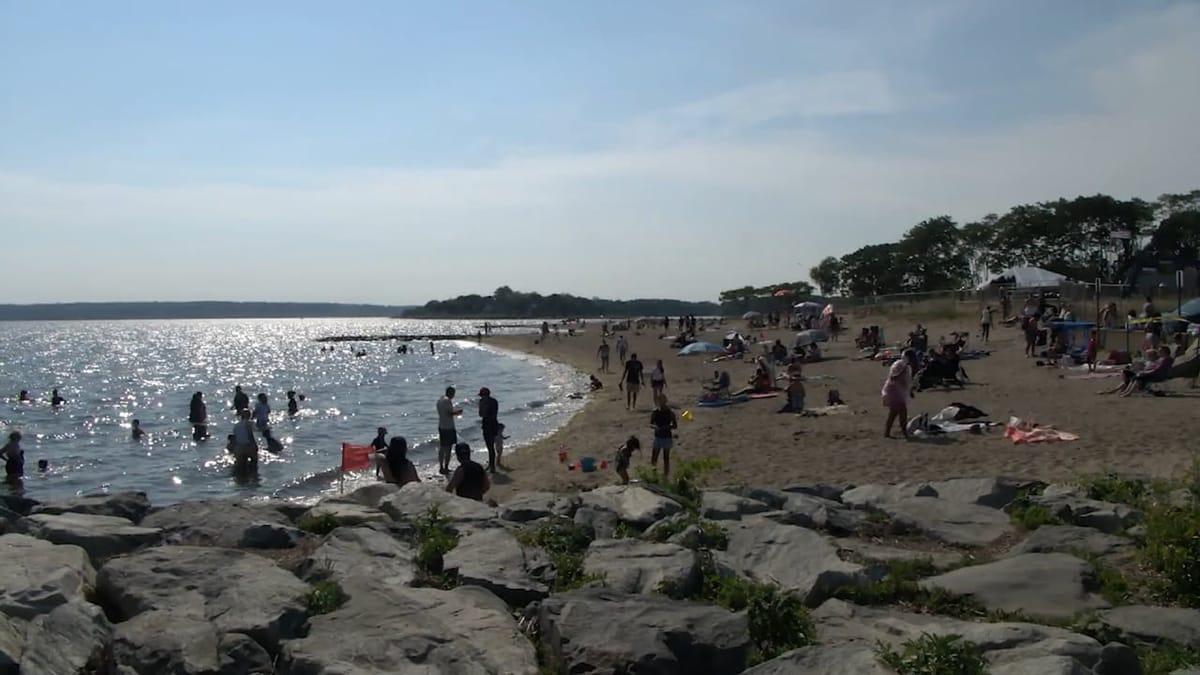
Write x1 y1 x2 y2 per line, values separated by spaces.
1178 297 1200 323
742 311 763 320
724 331 744 341
793 301 822 315
794 329 829 348
822 303 835 317
678 342 726 356
773 289 794 297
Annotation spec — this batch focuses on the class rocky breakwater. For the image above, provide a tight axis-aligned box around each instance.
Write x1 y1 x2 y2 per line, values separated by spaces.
0 471 1197 674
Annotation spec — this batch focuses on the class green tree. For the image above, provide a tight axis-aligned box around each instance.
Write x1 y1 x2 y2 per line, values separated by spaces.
897 216 970 292
809 257 843 295
961 214 1000 285
838 243 903 296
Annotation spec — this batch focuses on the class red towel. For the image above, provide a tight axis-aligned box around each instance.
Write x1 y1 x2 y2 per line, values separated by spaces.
340 443 374 472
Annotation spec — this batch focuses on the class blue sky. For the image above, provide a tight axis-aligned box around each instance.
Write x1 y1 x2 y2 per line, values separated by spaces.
2 1 1198 304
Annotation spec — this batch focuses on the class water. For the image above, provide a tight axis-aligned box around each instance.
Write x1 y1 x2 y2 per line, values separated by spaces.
0 318 586 505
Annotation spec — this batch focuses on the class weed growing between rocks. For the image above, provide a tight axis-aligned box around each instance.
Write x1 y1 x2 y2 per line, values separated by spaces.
1082 473 1151 505
1004 496 1060 531
517 518 603 592
305 580 347 615
876 633 988 675
297 512 342 535
413 506 460 589
634 457 722 510
1140 500 1200 606
832 559 984 618
1136 640 1200 675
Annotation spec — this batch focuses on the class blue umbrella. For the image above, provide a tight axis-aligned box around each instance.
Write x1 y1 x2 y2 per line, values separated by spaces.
1178 297 1200 323
677 342 726 356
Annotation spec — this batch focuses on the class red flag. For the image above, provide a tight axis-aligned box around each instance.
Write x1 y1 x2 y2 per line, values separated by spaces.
340 443 374 472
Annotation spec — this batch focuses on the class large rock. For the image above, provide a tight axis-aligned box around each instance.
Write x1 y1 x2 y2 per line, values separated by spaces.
842 477 1027 510
329 482 400 509
538 588 750 675
781 483 847 502
813 599 1104 669
98 546 309 658
301 501 390 528
239 521 304 549
578 485 683 527
716 518 863 605
0 534 96 620
33 491 152 524
141 499 294 548
499 491 580 522
111 609 222 675
281 584 538 674
1100 605 1200 649
0 494 38 516
1007 525 1136 564
919 553 1108 621
1 504 27 535
443 527 549 607
990 656 1091 675
26 513 162 563
1032 493 1143 534
298 525 417 589
701 490 772 521
584 539 699 596
841 482 936 508
20 601 112 675
742 645 892 675
379 482 498 524
573 506 620 539
0 612 21 674
835 540 964 571
874 497 1011 547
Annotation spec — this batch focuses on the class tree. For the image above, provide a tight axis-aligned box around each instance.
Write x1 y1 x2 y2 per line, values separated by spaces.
809 257 843 295
897 216 970 292
961 214 1000 285
838 243 903 296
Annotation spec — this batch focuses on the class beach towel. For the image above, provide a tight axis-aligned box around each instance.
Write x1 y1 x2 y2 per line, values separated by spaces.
799 404 854 416
1004 416 1079 444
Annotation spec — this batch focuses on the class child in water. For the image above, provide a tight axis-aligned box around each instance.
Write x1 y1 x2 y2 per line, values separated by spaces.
287 390 299 416
614 435 641 485
131 419 146 440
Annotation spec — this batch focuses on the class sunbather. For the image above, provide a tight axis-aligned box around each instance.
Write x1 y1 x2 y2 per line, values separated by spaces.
1119 352 1175 396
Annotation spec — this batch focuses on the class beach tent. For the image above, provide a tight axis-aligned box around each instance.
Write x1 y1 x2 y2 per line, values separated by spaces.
976 267 1070 290
678 342 726 356
793 301 823 316
794 329 829 348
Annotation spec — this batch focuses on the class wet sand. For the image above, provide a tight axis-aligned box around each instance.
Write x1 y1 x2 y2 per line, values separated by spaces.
487 313 1199 500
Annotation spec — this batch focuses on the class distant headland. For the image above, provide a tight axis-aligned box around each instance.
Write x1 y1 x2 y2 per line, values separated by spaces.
405 286 721 319
0 301 416 321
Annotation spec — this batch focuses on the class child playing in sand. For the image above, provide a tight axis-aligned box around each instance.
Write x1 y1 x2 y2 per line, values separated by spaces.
614 435 641 484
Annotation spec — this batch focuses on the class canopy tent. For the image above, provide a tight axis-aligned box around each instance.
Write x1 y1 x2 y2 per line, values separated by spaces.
742 311 763 320
977 267 1070 290
794 329 829 348
678 341 726 356
792 301 823 316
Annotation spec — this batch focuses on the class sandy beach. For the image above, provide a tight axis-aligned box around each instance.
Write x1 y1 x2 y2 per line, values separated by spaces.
488 310 1200 500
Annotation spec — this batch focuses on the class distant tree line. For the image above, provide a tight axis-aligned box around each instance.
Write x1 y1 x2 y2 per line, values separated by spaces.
409 286 721 318
0 301 415 322
716 281 817 315
807 190 1200 297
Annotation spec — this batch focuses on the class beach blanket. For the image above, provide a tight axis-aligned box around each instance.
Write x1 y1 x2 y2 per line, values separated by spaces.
958 349 992 361
1064 372 1120 380
799 404 854 416
697 395 750 407
1004 416 1079 444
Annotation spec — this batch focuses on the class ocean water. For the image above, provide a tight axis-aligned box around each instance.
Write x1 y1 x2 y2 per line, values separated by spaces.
0 318 586 505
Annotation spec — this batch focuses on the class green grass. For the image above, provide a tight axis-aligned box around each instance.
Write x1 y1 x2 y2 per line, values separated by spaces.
1004 496 1061 531
1082 474 1150 507
877 633 988 675
643 514 729 550
633 457 722 511
305 579 346 615
1139 501 1200 606
517 518 603 592
413 506 461 589
296 512 342 535
1138 641 1200 675
832 559 984 618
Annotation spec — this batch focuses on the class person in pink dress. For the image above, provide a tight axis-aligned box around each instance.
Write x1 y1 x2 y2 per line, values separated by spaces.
881 349 918 439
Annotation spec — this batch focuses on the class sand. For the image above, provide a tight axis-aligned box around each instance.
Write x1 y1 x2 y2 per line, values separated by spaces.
485 314 1199 500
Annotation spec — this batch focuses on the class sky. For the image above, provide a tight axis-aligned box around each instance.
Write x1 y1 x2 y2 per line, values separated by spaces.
2 1 1199 305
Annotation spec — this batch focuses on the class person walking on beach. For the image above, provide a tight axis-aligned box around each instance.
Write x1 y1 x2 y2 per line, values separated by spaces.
649 396 677 478
980 306 994 343
616 335 629 364
649 359 667 401
478 387 501 473
3 431 24 484
232 386 249 413
620 353 645 410
446 443 489 501
882 349 917 439
597 340 611 373
189 392 209 441
436 387 463 475
614 435 640 485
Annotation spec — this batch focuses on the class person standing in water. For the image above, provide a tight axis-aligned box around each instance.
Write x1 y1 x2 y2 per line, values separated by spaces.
429 341 436 355
131 419 146 440
189 392 209 441
619 352 645 410
50 389 65 406
478 387 501 473
231 409 258 472
253 393 282 452
232 386 250 413
436 387 463 475
287 390 299 416
370 427 389 480
3 431 24 484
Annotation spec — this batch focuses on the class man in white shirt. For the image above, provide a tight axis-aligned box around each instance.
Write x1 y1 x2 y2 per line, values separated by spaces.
980 306 994 342
436 387 462 475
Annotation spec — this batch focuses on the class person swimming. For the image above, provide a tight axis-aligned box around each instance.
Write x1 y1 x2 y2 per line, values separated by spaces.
131 419 146 440
17 390 30 402
50 389 65 406
287 390 299 416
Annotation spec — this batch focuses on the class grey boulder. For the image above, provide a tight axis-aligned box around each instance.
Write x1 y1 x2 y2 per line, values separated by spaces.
1032 493 1142 534
1100 605 1200 649
443 527 549 607
298 525 417 589
33 491 152 524
26 512 162 564
538 588 750 675
329 482 400 509
716 518 862 604
874 497 1011 547
141 499 294 548
700 490 772 521
239 521 305 549
499 491 580 522
19 601 112 675
379 482 498 524
919 553 1108 621
1 612 21 674
836 539 965 571
742 644 892 675
583 538 699 596
578 485 683 527
302 501 390 528
0 534 96 620
1008 525 1136 564
573 506 621 539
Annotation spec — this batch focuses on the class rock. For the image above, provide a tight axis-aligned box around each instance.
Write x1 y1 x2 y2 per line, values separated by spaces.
781 483 847 502
33 491 152 524
329 482 400 509
729 486 788 509
111 609 221 675
538 588 750 675
742 644 892 675
0 504 27 535
923 477 1029 509
0 612 21 674
990 655 1091 675
443 527 549 607
500 491 580 522
779 493 857 532
25 512 162 564
578 485 683 527
379 482 498 524
219 632 273 674
298 525 417 589
1007 525 1136 564
875 497 1012 547
281 584 538 674
814 599 1103 667
842 482 936 508
1099 605 1200 649
1032 494 1142 534
98 546 309 656
701 490 772 521
141 499 294 548
573 506 620 539
0 534 96 620
641 512 689 541
302 501 390 528
919 553 1108 621
239 521 304 549
0 494 38 516
1092 642 1141 675
584 539 699 596
667 524 704 549
717 518 863 604
20 601 111 675
836 539 965 571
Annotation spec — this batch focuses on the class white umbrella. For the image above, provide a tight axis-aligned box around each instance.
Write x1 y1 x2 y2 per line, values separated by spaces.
794 329 829 348
793 301 822 315
742 311 763 320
